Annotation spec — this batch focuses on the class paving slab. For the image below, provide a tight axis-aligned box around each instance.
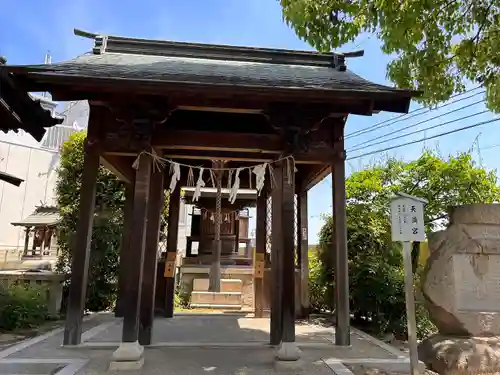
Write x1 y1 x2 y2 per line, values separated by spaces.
0 313 410 375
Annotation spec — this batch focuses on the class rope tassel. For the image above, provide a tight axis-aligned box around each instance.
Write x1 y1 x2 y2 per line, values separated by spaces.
187 167 195 187
229 167 242 204
193 168 205 202
169 162 181 192
253 163 267 196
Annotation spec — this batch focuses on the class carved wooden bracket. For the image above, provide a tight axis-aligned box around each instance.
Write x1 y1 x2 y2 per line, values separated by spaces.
265 103 332 155
103 103 173 152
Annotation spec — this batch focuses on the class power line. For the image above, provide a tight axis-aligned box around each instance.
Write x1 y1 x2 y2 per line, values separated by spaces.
347 117 500 161
481 143 500 151
349 108 489 153
345 86 484 140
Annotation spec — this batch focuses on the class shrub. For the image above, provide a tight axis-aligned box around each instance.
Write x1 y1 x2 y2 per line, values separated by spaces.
0 283 49 331
56 132 125 312
314 205 436 339
175 287 191 309
56 132 170 312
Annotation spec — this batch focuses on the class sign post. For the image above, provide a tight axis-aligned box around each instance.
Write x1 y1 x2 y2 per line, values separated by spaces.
390 192 427 375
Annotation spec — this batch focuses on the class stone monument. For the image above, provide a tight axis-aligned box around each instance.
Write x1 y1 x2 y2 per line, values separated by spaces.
419 204 500 374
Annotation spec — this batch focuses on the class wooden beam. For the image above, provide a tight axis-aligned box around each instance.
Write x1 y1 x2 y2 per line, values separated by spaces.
121 153 151 344
154 130 281 153
331 125 350 346
100 155 133 183
115 182 135 318
63 112 101 346
139 167 165 345
300 165 331 191
280 159 297 347
161 151 329 164
270 163 284 346
298 191 310 318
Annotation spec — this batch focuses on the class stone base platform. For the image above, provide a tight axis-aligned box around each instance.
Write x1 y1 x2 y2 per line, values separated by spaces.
0 313 420 375
419 334 500 375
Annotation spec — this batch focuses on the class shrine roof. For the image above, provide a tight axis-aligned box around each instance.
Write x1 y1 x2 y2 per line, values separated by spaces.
0 58 63 141
2 29 417 110
11 206 61 227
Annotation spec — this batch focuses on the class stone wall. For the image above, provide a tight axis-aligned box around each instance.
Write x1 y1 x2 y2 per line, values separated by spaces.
422 204 500 336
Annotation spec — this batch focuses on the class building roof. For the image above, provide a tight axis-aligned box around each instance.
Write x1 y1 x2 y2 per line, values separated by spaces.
0 171 23 186
1 29 417 114
0 58 63 141
11 206 61 227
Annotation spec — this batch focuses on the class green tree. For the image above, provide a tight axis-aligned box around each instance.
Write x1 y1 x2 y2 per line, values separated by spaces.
347 150 500 269
56 132 125 311
315 150 500 337
280 0 500 112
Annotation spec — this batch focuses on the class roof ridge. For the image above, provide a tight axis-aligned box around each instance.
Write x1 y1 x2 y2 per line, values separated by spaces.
74 28 363 71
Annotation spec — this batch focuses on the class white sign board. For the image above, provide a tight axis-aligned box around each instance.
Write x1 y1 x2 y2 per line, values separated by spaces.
390 194 426 242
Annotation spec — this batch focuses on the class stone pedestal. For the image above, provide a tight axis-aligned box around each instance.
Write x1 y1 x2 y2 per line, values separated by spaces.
109 341 144 371
274 342 303 371
422 204 500 336
420 204 500 374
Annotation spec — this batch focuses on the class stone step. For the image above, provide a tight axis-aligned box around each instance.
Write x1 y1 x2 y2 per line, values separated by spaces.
190 291 242 306
192 278 242 293
190 303 242 310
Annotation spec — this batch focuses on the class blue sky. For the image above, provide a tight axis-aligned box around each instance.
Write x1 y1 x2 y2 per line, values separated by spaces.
1 0 498 242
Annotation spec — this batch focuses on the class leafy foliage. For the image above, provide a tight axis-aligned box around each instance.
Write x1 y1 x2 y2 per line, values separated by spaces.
280 0 500 112
0 284 49 331
56 132 125 312
312 150 500 338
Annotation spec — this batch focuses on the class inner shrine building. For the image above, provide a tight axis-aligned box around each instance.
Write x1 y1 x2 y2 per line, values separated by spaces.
0 29 416 368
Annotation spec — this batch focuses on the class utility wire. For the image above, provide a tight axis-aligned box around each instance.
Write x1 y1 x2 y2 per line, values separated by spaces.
349 98 485 150
347 117 500 161
349 108 489 152
481 143 500 151
345 86 484 139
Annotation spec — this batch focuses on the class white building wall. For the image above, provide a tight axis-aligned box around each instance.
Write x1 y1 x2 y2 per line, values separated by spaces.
0 142 59 260
0 100 89 268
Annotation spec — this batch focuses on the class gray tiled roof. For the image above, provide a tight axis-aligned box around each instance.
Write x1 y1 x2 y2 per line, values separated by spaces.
11 207 61 227
21 52 407 95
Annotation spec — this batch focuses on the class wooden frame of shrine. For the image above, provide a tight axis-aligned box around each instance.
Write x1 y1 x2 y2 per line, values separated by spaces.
0 29 416 367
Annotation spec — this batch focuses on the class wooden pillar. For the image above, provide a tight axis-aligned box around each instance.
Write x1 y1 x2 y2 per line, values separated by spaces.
23 227 30 257
280 159 296 346
270 163 284 346
116 182 135 318
298 191 310 318
164 186 180 318
121 152 152 344
63 135 100 346
234 214 240 254
139 167 165 345
254 187 267 318
332 125 350 346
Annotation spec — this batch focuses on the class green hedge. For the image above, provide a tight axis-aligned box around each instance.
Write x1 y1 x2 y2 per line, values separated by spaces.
312 206 436 339
0 283 50 331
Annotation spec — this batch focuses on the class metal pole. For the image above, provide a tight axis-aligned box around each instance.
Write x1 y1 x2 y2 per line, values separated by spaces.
402 241 419 375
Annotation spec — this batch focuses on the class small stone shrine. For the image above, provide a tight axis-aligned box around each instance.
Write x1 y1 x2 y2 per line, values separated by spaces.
420 204 500 374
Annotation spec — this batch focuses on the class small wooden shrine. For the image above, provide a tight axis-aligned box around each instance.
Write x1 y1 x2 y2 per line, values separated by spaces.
11 206 60 259
182 187 255 260
0 29 417 368
180 187 256 310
